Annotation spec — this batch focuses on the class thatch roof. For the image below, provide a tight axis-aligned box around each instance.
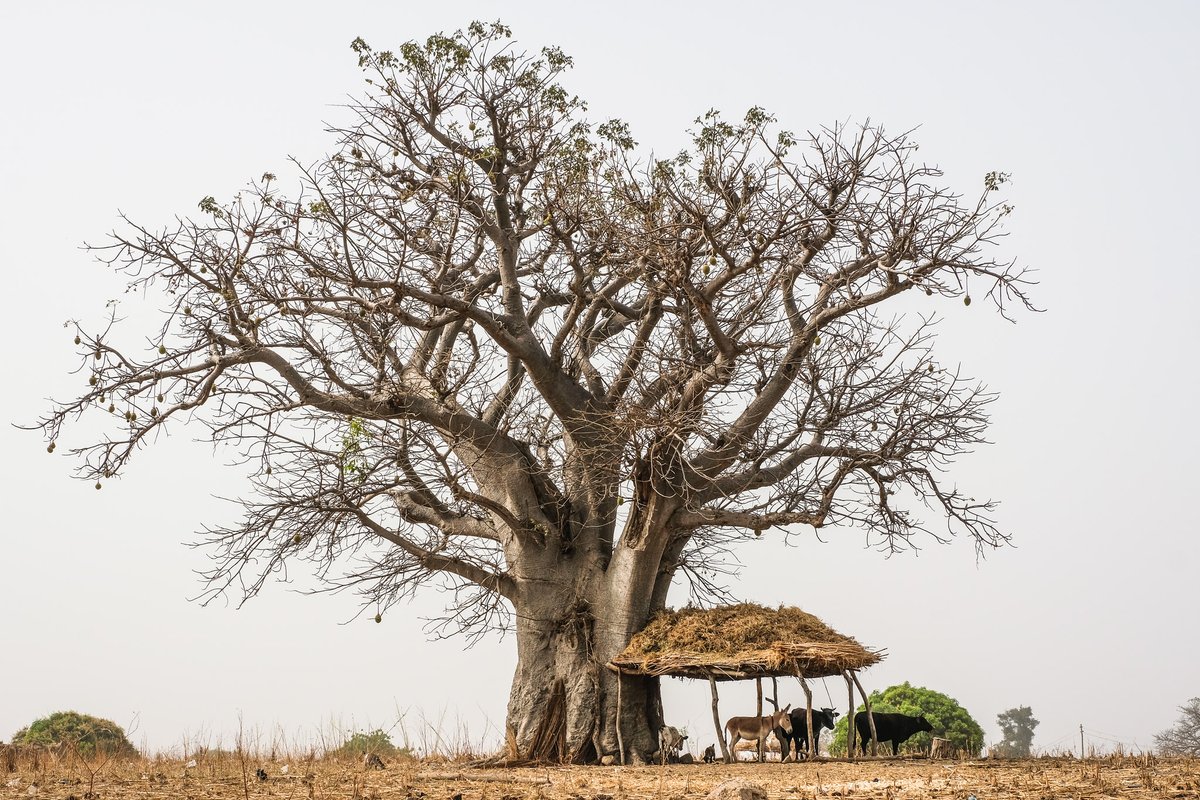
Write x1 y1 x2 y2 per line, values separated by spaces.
608 603 884 681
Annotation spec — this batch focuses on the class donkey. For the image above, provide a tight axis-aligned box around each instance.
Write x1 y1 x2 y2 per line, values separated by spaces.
725 705 792 761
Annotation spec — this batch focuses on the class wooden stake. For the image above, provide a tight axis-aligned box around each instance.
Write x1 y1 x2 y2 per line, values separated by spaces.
797 671 815 760
844 671 857 762
850 671 878 757
615 672 625 766
710 676 731 764
756 677 765 762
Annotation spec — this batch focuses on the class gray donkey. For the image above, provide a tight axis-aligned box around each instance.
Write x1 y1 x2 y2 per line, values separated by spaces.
724 705 792 760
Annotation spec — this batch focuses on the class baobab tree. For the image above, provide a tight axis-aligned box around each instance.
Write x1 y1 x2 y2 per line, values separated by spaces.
39 22 1033 763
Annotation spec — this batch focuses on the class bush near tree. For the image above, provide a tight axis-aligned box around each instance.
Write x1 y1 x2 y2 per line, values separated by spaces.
11 711 138 758
828 682 984 756
329 729 412 761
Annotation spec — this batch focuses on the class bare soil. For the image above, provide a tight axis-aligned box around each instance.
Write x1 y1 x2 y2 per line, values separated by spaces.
3 755 1198 800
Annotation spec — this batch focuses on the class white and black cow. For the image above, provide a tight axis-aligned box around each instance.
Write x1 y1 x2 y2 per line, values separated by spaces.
659 725 688 763
854 711 933 756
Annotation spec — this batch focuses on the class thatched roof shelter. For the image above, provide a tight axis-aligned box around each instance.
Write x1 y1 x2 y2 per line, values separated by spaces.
608 604 886 764
609 603 885 681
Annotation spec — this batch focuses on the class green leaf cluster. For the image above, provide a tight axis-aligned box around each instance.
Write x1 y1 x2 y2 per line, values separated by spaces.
983 170 1011 192
340 415 373 480
827 682 984 756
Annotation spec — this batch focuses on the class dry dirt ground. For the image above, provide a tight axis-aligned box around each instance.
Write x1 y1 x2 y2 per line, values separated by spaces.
3 756 1198 800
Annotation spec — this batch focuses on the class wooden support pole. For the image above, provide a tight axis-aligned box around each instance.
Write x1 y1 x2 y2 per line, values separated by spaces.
710 676 731 764
756 677 765 762
798 672 815 760
769 676 782 760
615 672 625 766
844 671 857 762
850 670 879 758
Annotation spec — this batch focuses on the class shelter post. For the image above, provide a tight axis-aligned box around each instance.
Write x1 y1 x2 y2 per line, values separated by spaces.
756 677 765 762
844 671 857 761
850 670 879 757
771 675 785 760
796 668 815 760
710 676 731 764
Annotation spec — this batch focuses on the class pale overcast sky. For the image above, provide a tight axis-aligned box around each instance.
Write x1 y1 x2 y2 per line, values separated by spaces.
2 1 1197 757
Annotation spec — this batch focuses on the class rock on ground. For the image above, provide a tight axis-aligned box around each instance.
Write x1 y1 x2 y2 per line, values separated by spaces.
706 778 768 800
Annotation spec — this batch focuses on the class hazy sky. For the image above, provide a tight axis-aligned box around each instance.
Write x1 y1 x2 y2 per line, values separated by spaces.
3 1 1197 757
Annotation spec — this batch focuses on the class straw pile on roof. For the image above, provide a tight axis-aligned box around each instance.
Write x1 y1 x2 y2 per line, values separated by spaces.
609 603 884 680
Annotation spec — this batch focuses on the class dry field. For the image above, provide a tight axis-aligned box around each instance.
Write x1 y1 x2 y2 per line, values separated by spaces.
3 755 1199 800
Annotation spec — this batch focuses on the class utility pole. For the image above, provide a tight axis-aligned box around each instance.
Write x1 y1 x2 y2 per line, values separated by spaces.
1079 724 1085 759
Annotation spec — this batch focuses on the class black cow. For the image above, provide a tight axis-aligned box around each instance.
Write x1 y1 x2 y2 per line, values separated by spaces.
775 707 838 760
854 711 933 756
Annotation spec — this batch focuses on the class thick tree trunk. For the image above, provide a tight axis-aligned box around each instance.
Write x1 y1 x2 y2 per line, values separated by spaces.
505 602 601 762
504 550 663 763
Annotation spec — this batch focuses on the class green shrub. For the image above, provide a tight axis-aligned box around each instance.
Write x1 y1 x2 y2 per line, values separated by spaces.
11 711 138 758
328 729 411 760
828 682 984 756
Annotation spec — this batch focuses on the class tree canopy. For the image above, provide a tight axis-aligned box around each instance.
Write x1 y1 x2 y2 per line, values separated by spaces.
829 682 984 756
41 22 1030 630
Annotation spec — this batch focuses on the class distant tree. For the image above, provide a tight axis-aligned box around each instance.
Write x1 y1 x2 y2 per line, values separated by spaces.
829 682 984 756
1155 698 1200 756
11 711 138 758
993 705 1039 757
329 729 410 760
38 22 1032 762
